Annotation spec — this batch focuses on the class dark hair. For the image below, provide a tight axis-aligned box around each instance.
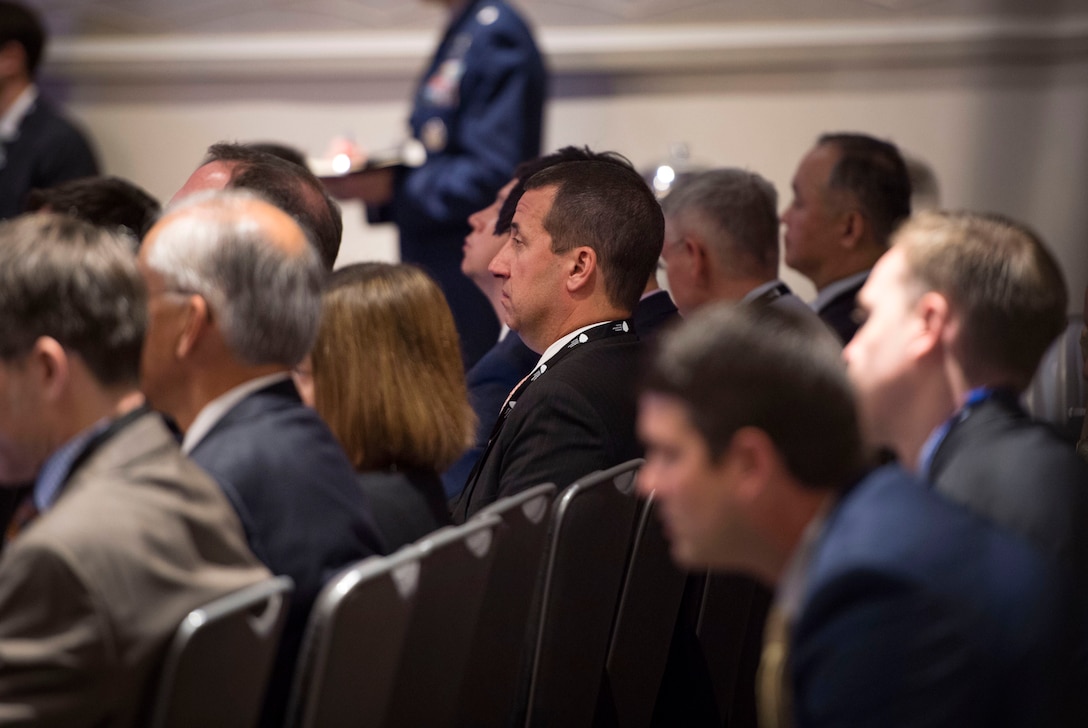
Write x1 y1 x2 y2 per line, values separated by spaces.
495 146 636 235
643 303 863 489
204 142 343 270
897 210 1068 389
818 132 912 247
0 1 44 78
26 176 161 244
246 141 308 170
0 213 145 386
521 159 664 313
661 168 780 279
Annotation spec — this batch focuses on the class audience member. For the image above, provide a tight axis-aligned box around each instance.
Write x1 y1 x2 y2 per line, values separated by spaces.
781 132 911 343
496 146 679 340
638 303 1068 727
0 1 99 219
0 213 269 725
443 176 537 497
138 190 384 726
309 262 471 548
451 158 663 520
173 141 343 270
445 146 678 499
25 174 160 244
845 210 1088 574
661 168 812 316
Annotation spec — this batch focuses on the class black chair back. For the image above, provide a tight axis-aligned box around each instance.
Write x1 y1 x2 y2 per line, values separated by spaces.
599 491 687 728
456 483 557 726
385 514 503 727
287 549 421 728
521 459 643 727
150 576 293 728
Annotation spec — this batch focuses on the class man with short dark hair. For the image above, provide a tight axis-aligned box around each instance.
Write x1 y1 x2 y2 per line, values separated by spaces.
172 142 343 269
25 174 160 243
0 1 99 219
451 159 664 520
638 303 1068 727
139 190 384 726
781 132 911 342
0 213 269 726
662 168 811 317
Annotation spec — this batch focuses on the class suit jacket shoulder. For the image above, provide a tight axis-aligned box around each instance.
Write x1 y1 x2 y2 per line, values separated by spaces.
455 333 644 519
633 290 680 341
930 394 1088 571
815 278 865 344
357 468 452 550
0 411 268 727
442 332 538 499
793 465 1066 727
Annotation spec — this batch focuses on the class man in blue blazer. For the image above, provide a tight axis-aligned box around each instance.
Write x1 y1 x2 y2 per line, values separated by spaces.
638 303 1070 727
139 190 385 726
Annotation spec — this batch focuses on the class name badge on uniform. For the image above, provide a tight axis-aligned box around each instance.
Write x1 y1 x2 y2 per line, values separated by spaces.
421 117 448 153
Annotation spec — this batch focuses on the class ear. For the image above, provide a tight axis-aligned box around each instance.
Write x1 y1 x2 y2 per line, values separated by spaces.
29 337 70 403
839 209 867 250
175 294 211 359
566 246 597 294
722 426 780 504
911 290 951 360
686 236 712 289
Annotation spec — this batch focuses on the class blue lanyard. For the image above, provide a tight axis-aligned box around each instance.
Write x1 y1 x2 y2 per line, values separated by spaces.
917 386 999 480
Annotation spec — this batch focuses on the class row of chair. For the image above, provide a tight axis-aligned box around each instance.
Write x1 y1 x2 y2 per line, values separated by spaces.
150 459 770 727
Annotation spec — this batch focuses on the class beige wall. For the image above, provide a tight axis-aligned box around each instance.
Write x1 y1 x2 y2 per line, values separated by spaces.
50 24 1088 307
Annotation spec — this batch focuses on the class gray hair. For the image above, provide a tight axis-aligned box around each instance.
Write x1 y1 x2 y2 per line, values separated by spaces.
0 213 145 386
146 190 324 367
662 168 780 280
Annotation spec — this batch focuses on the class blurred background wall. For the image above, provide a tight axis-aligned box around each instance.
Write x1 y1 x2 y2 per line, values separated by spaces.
33 0 1088 305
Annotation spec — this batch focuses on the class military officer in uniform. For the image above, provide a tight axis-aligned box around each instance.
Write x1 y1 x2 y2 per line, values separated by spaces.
326 0 547 369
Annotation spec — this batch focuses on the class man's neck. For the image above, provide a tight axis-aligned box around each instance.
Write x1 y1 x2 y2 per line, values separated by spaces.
476 274 506 326
712 275 775 304
173 364 288 434
894 373 957 473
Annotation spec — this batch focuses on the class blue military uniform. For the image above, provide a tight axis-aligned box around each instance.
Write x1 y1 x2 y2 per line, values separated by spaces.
378 0 547 368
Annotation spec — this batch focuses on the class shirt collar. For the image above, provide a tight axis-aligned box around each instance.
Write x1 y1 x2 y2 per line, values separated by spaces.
742 279 785 304
33 416 111 513
182 372 291 454
0 85 38 141
811 269 870 313
533 321 612 372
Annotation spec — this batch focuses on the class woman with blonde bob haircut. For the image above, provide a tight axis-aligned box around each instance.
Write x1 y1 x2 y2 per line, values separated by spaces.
310 262 475 548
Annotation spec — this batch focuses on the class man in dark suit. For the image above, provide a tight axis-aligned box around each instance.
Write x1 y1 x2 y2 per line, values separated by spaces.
845 212 1088 603
138 190 384 726
638 303 1070 727
451 158 664 521
0 2 98 219
662 167 813 319
780 133 911 343
0 213 269 726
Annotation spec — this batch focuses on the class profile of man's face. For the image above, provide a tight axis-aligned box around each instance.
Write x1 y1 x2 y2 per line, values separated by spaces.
636 392 744 568
843 246 922 451
462 179 516 282
780 144 843 280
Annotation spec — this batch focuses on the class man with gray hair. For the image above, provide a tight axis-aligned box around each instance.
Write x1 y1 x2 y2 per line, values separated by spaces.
0 213 269 725
661 168 811 317
138 190 384 726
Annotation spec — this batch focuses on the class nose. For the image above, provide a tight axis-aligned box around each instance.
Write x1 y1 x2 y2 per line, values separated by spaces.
488 238 512 278
467 207 486 233
636 456 661 498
